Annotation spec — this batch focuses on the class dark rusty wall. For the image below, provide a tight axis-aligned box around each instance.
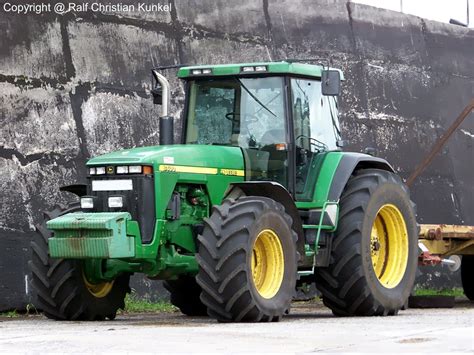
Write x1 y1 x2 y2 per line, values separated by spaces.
1 0 473 310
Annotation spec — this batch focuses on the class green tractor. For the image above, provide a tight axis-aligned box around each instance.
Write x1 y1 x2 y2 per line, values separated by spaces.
30 61 418 322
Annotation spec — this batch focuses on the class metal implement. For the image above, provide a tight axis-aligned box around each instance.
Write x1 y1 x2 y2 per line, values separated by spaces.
418 224 474 265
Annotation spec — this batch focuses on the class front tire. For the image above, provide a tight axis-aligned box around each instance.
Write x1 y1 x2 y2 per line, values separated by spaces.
29 203 130 320
461 255 474 301
196 197 298 322
315 169 418 316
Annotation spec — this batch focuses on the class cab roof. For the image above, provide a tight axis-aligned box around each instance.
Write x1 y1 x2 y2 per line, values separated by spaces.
177 61 344 80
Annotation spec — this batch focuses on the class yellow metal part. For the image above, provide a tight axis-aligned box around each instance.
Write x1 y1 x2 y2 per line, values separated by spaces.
251 229 284 299
419 239 474 256
370 204 409 289
419 224 474 240
82 273 114 298
159 165 218 175
418 224 474 256
220 168 245 176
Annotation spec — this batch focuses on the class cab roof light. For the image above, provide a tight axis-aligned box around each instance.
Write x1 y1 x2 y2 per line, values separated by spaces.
241 66 255 72
191 68 212 75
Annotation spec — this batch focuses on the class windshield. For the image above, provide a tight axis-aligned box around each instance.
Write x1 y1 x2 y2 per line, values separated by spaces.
185 77 286 148
185 76 288 186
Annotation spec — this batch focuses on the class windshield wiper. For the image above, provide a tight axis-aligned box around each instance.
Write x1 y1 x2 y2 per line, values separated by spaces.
236 78 276 117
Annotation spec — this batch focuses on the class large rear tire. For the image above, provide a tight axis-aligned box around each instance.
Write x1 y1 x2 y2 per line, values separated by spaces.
460 255 474 301
315 169 418 316
29 203 130 320
196 197 298 322
164 276 208 316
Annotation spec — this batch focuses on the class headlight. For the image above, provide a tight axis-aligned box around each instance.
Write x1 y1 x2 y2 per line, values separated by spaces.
128 166 142 174
80 197 94 209
108 196 123 208
88 165 152 175
96 167 106 175
116 166 129 174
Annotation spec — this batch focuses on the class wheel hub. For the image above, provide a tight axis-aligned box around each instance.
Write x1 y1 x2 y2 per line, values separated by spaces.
251 229 284 299
370 204 409 289
82 272 114 298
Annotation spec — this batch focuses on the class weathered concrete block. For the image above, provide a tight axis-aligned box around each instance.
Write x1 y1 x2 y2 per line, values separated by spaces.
180 37 272 65
423 19 474 78
0 15 66 80
268 0 353 56
0 83 79 157
349 3 427 66
95 0 172 23
0 230 34 311
82 92 161 157
68 22 177 86
175 0 267 36
0 156 80 232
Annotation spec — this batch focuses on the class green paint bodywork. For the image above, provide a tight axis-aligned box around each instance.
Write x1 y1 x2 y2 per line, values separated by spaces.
48 212 135 258
47 146 345 281
178 61 345 80
45 64 354 283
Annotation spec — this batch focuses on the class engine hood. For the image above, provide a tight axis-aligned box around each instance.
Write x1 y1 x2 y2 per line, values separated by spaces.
86 144 245 172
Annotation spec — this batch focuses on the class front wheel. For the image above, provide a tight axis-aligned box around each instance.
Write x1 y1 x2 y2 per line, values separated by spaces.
196 197 298 322
29 204 130 320
315 169 418 316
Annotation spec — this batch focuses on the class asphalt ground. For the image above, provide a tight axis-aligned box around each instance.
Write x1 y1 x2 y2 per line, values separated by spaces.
0 299 473 353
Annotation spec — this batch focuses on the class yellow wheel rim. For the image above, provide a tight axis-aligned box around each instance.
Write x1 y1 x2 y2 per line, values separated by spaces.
370 204 409 289
82 272 114 298
251 229 285 299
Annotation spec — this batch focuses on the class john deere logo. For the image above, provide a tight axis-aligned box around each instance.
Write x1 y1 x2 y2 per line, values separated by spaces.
107 166 114 174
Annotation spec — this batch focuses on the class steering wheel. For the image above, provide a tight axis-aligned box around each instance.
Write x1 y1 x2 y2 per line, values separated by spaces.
225 112 258 123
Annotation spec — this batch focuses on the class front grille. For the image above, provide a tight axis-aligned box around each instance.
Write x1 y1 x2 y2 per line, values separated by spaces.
86 174 156 243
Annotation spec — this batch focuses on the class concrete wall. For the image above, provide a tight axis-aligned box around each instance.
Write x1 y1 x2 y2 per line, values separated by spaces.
1 0 473 310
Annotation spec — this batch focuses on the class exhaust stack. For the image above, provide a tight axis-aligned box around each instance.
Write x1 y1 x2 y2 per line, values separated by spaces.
151 69 174 145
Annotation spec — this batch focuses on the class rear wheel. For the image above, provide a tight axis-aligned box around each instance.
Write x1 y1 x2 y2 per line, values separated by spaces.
196 196 298 322
460 255 474 301
164 276 208 316
315 169 418 316
29 203 130 320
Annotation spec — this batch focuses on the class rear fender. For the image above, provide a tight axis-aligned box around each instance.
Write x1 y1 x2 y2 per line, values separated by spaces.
328 153 394 201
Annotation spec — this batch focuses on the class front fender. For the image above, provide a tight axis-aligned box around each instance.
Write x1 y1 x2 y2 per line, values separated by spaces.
225 181 305 260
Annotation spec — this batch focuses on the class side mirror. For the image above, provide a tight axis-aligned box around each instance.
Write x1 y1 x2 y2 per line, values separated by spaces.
364 147 377 156
321 70 341 96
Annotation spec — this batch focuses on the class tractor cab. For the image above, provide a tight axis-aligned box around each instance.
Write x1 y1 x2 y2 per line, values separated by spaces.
164 62 344 198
